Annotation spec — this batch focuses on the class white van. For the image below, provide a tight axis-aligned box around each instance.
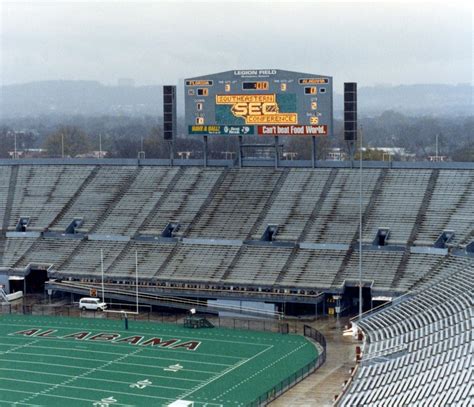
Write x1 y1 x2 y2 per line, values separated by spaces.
79 298 107 311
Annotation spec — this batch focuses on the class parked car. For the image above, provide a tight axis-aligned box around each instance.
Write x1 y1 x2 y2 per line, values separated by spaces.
79 297 107 311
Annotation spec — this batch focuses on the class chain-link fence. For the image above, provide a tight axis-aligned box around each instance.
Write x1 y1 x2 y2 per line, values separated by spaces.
247 324 327 406
1 302 298 334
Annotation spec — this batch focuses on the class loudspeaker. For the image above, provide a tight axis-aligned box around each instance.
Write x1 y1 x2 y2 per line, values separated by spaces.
163 85 176 140
344 82 357 141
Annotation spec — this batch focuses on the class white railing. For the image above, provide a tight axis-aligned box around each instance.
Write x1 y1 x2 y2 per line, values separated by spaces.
0 288 8 303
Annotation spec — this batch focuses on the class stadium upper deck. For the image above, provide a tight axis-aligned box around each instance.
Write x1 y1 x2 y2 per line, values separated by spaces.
0 159 473 303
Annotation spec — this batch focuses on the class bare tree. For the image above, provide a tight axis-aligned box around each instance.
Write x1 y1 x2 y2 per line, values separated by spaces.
43 126 92 157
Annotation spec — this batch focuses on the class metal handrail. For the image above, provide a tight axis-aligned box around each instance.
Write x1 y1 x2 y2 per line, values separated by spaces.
53 281 284 318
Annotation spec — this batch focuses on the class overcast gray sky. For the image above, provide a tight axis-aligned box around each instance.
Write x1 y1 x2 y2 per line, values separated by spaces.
1 0 472 88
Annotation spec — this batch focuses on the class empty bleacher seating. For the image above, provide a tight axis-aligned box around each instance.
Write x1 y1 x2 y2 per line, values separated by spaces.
415 170 474 246
224 246 292 286
186 168 282 239
0 163 472 298
110 241 176 279
250 169 332 241
57 240 127 277
139 167 224 237
8 165 95 231
303 169 382 244
156 243 240 282
1 238 36 269
333 250 405 292
339 256 473 406
12 238 82 269
363 170 432 244
279 249 346 289
50 166 136 233
0 166 12 230
94 167 180 236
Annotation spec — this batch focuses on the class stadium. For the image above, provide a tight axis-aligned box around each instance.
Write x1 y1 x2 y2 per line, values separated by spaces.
0 69 472 406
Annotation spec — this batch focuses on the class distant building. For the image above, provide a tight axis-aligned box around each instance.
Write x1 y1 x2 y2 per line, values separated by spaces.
177 151 192 159
327 147 415 161
428 155 448 162
362 147 416 161
8 148 46 159
282 152 298 160
327 148 347 161
75 151 108 158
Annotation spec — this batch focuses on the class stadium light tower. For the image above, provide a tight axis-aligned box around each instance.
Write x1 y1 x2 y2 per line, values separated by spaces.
13 131 17 159
436 133 439 161
135 250 139 314
99 133 102 159
359 126 363 321
101 248 105 303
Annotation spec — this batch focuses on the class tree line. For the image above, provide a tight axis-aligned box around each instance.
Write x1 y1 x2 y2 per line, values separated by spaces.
0 111 472 161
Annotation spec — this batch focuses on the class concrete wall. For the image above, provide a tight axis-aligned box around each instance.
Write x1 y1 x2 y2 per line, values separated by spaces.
0 273 10 294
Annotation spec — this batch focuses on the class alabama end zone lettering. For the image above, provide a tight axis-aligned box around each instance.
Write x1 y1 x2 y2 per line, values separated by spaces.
9 328 201 351
258 125 328 136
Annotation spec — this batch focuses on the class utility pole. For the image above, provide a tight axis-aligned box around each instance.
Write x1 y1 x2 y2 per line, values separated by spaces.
99 133 102 158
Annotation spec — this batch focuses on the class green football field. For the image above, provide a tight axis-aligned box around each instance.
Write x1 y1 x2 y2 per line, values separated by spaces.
0 314 318 406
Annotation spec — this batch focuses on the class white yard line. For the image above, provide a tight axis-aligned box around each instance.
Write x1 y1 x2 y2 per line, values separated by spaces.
0 358 204 382
40 393 137 406
2 377 175 402
0 387 134 406
114 359 219 375
0 400 43 407
176 344 274 401
215 342 311 400
0 341 233 366
1 351 219 375
13 346 149 405
0 369 189 391
3 350 111 363
0 339 39 355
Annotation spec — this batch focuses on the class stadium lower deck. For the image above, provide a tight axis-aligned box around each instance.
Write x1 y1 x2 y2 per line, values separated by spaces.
0 314 317 407
1 162 473 304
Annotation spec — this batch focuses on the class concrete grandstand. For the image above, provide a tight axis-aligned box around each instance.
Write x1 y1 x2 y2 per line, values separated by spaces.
0 160 473 309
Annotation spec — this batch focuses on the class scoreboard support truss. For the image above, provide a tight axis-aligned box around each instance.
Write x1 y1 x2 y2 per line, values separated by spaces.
168 140 174 167
238 136 243 168
312 136 317 168
274 136 280 168
203 135 208 168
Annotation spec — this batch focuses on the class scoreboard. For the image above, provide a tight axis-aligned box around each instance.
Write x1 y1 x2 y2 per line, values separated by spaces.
184 69 333 137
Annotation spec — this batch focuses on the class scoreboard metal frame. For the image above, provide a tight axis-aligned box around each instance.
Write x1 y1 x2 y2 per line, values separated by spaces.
184 69 333 137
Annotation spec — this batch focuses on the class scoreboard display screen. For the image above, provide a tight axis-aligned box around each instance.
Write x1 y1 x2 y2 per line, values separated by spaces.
185 69 333 136
242 81 269 90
